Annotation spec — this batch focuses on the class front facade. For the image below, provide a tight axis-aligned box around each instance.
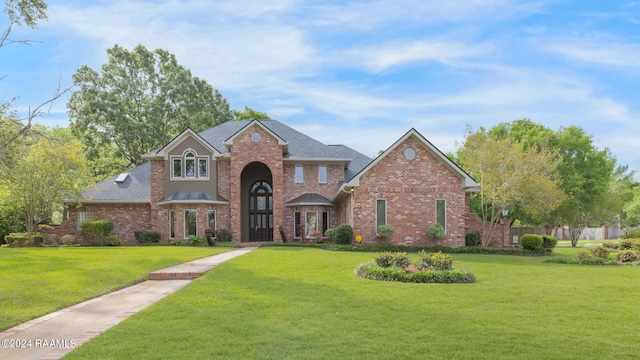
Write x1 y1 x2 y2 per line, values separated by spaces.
58 120 480 246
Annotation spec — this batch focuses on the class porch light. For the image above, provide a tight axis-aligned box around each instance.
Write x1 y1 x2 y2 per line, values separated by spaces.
501 206 510 217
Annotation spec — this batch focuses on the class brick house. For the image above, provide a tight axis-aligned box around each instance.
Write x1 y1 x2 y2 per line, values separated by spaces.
57 119 483 246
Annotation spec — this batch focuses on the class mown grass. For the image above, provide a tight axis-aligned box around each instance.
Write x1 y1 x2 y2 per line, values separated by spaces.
65 247 640 359
0 246 230 331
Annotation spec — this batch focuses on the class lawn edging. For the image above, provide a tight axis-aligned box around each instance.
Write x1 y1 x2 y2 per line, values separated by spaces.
260 242 551 256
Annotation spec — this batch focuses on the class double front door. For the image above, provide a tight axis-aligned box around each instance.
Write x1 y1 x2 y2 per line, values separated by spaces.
248 180 273 241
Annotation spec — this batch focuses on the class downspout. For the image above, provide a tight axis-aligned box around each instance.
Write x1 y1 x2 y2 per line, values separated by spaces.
341 186 355 227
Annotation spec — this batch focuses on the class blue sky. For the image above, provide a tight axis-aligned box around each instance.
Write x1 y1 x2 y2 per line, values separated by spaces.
2 0 639 172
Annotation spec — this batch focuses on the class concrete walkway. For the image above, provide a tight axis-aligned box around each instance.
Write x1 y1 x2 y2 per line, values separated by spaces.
0 247 257 360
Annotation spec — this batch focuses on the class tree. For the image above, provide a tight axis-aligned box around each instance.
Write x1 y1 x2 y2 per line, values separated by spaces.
458 126 563 246
68 44 234 176
549 126 616 246
232 106 270 121
2 127 90 235
1 0 72 162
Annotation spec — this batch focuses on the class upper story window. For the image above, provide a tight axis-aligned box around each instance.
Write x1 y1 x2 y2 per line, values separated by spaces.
318 165 327 184
295 165 304 183
171 149 209 180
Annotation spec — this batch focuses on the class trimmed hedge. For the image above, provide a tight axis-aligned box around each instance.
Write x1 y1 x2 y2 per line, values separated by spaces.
355 262 476 284
259 242 552 256
520 234 543 250
465 232 480 247
334 224 353 245
79 219 114 245
134 230 161 244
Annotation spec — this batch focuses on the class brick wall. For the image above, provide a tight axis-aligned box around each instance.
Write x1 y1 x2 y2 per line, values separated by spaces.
352 136 467 247
48 203 152 245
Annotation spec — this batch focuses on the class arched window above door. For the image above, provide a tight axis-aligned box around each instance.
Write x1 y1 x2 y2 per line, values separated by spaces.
171 148 209 180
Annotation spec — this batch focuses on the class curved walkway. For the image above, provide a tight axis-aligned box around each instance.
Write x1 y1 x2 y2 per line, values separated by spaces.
0 247 257 360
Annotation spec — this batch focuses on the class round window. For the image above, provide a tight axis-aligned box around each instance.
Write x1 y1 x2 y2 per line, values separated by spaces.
251 132 262 142
404 147 416 160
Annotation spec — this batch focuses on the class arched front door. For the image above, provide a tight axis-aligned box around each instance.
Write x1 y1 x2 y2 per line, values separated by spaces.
249 180 273 241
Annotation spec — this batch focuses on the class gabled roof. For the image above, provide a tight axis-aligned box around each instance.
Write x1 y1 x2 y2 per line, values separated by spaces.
143 128 222 160
343 128 479 192
222 120 288 153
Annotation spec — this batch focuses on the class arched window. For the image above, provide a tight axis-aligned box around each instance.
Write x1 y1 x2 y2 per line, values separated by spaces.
171 149 209 180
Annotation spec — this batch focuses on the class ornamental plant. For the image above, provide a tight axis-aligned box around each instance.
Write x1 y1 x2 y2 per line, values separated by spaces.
427 224 446 242
376 225 395 242
615 250 638 263
520 234 543 250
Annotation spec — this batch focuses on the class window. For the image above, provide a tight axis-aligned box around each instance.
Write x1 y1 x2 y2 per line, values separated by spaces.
376 199 386 227
306 212 318 238
208 210 216 238
185 210 197 237
199 158 207 178
318 165 327 183
169 210 175 238
76 211 94 229
185 152 195 178
171 149 209 180
294 211 301 238
436 199 446 231
295 165 304 183
322 211 329 235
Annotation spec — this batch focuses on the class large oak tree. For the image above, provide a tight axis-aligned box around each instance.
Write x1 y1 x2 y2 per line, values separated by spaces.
68 44 234 178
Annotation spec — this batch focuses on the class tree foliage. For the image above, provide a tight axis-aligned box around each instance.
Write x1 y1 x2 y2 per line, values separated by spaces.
2 127 90 235
232 106 270 121
548 126 616 246
458 125 563 246
68 44 234 176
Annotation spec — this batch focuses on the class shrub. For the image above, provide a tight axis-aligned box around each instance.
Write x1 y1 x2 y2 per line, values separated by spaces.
104 235 123 246
590 246 610 260
188 235 204 246
169 238 182 246
31 234 45 246
392 252 410 268
62 235 76 246
79 219 114 245
602 242 619 250
334 224 353 245
5 233 29 247
520 234 543 250
374 252 394 268
354 262 476 284
216 229 232 242
134 230 161 244
426 224 446 241
418 250 454 271
465 232 480 247
541 235 558 249
376 225 395 242
323 228 336 243
616 250 638 263
580 257 606 265
620 227 640 239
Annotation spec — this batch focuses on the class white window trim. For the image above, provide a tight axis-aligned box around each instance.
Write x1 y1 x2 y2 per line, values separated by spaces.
207 210 217 238
169 210 175 239
295 165 304 183
318 165 327 184
170 148 210 181
184 209 197 238
436 199 447 233
305 211 318 238
376 198 387 231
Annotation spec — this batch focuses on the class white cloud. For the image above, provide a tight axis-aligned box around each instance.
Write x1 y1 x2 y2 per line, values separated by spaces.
542 36 640 68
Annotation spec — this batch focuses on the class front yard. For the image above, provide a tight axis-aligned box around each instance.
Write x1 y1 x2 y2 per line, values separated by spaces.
62 246 640 359
0 247 230 331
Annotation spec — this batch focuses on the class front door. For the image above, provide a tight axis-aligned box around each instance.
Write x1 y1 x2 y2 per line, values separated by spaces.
248 180 273 241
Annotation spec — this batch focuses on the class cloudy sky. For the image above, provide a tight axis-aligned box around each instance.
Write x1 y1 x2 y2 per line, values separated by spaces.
2 0 639 171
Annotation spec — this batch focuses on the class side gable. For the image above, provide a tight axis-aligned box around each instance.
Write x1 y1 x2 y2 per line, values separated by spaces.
343 128 479 192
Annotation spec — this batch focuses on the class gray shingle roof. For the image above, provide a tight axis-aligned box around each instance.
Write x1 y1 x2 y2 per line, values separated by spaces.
79 162 151 202
284 193 333 206
81 120 373 203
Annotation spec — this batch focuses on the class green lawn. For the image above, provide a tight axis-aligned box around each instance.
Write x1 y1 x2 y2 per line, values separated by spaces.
0 246 230 331
65 247 640 359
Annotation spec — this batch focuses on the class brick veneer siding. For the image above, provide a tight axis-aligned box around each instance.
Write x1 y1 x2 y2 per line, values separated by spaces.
150 159 167 240
49 203 151 245
353 136 467 247
228 125 284 242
